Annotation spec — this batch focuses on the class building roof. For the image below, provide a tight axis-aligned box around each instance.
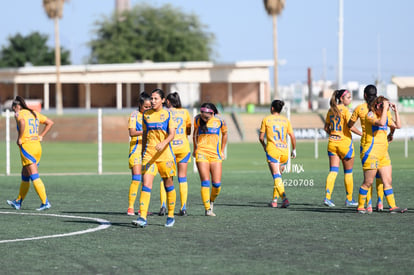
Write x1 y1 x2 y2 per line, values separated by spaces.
0 60 273 84
392 76 414 89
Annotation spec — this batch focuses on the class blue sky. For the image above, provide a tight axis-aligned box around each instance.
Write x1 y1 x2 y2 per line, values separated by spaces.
1 0 413 85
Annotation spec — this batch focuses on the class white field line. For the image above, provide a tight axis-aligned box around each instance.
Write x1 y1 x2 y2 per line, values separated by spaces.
0 212 111 244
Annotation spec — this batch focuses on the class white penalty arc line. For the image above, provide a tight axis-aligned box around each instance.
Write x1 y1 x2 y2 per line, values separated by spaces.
0 211 111 244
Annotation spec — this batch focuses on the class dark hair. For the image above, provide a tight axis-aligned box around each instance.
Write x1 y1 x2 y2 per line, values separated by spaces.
151 88 165 99
138 91 150 107
166 92 182 108
12 96 37 118
199 102 218 132
271 99 284 113
364 84 377 105
329 89 348 117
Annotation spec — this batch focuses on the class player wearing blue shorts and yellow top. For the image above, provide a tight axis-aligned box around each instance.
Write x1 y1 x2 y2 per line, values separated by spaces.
7 96 54 211
127 92 151 216
323 89 362 208
259 99 296 208
193 103 228 216
161 92 192 216
348 85 388 213
357 96 407 214
132 89 177 228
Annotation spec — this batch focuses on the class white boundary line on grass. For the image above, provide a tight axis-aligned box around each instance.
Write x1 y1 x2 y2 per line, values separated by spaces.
0 211 111 244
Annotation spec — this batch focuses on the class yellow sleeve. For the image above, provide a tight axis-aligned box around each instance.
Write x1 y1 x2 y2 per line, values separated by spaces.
221 117 228 134
349 105 360 123
185 109 191 129
287 119 293 134
260 118 266 133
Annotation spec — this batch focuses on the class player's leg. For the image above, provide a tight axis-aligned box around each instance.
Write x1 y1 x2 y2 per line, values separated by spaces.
324 154 340 207
357 169 376 213
177 159 189 216
209 161 222 207
128 164 142 215
343 157 357 207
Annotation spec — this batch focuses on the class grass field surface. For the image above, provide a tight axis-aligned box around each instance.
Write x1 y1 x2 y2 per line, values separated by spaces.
1 141 413 274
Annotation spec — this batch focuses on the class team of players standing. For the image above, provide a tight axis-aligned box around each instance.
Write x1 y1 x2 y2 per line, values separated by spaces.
5 84 406 228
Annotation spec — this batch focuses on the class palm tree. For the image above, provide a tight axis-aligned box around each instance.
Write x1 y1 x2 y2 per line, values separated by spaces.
263 0 285 99
42 0 66 115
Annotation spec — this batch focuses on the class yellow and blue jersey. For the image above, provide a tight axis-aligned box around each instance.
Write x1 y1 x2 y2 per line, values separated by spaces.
350 103 369 147
361 111 394 169
169 107 191 155
194 115 227 159
363 111 394 152
325 105 352 141
142 108 176 162
15 109 47 144
15 109 47 166
260 114 293 152
325 105 354 159
128 110 144 168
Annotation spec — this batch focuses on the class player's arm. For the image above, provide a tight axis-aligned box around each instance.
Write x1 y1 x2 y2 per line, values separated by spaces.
141 127 147 158
129 127 143 137
259 131 266 150
192 126 197 158
221 129 228 159
39 118 54 141
16 118 25 146
324 122 331 135
350 125 362 136
390 102 401 129
289 131 297 159
324 112 331 135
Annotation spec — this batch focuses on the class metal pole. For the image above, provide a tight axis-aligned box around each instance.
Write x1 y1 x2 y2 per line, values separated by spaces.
98 108 103 174
405 130 408 158
337 0 344 89
193 107 197 173
286 102 291 173
55 17 63 115
272 14 278 99
315 128 319 159
6 109 10 176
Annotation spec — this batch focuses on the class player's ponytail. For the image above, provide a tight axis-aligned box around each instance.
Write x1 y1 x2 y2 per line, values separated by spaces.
363 84 377 105
330 89 348 117
12 96 37 118
166 92 182 108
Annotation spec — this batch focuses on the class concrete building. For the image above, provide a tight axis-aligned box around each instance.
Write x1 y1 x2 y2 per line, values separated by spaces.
0 60 272 111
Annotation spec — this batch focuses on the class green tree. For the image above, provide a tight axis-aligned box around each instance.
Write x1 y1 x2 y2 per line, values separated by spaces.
0 32 70 68
89 3 215 64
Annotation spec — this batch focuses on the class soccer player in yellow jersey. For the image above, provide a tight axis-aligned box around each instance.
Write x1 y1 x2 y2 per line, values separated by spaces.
259 99 296 208
348 85 389 213
132 89 177 228
126 92 151 216
193 103 228 216
323 89 362 208
164 92 192 216
357 96 407 214
7 96 54 211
